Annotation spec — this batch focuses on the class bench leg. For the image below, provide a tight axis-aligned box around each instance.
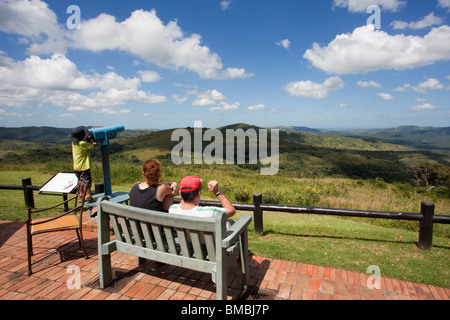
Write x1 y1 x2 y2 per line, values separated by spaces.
99 252 112 289
137 256 146 266
216 248 227 300
239 231 250 290
98 203 113 289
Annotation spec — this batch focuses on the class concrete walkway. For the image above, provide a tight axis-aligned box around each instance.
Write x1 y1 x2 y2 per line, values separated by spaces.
0 217 448 301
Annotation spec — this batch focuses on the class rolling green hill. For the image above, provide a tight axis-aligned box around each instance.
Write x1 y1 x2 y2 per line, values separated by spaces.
0 126 154 144
0 126 72 144
1 124 449 184
322 126 450 151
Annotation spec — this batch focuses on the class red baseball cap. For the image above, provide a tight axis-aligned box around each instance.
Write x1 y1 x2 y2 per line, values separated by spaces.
180 176 202 193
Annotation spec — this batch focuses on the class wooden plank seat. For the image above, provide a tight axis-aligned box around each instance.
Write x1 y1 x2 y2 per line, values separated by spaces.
97 197 252 300
31 215 80 233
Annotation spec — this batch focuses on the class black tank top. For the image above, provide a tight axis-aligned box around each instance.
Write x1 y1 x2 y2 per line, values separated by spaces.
129 183 164 211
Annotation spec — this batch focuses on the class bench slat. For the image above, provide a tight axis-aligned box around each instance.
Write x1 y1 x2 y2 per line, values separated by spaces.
110 215 124 242
190 231 205 260
176 229 192 257
164 226 178 255
204 233 216 262
119 217 133 244
129 219 144 247
151 224 166 252
140 222 156 250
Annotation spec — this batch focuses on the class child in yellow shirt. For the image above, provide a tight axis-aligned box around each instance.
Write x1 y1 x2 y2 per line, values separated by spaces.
69 126 97 201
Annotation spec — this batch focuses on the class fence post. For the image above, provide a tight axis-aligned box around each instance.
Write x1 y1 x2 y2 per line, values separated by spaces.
22 177 35 209
418 201 434 250
253 193 263 235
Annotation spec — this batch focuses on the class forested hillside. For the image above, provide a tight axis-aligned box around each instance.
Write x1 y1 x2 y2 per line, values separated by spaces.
1 124 449 184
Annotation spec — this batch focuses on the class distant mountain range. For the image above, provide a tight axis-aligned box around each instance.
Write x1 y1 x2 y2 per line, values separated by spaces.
0 126 154 144
277 125 450 151
1 124 449 183
1 124 449 150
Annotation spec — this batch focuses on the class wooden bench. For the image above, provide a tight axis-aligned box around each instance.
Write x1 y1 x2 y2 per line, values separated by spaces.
97 197 252 300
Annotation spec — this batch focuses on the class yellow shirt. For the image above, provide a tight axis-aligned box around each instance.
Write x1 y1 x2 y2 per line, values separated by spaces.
72 141 94 172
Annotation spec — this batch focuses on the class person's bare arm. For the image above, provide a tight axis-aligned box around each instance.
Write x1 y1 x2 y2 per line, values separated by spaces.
208 180 235 218
158 182 179 211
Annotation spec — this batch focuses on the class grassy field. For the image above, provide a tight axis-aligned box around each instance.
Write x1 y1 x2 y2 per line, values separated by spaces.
241 211 449 288
1 165 449 288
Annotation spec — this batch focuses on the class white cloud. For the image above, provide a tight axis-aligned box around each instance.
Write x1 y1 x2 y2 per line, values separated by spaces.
57 113 75 118
0 53 167 111
220 1 232 11
0 0 65 54
391 12 443 30
248 104 266 111
357 80 382 88
0 2 252 80
192 89 226 106
172 89 197 104
0 108 33 119
0 2 253 81
392 79 445 94
333 0 406 12
276 39 291 50
0 53 95 91
97 108 131 115
410 103 437 112
209 101 240 112
137 70 162 83
68 9 252 80
438 0 450 10
283 76 344 99
412 78 444 93
172 94 188 104
378 92 395 100
219 67 254 79
303 25 450 75
392 84 411 92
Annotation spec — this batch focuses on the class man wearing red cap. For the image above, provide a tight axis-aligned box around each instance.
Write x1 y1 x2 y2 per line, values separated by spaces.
169 176 235 219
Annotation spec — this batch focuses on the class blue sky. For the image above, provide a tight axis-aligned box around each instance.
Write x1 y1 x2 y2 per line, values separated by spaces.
0 0 449 130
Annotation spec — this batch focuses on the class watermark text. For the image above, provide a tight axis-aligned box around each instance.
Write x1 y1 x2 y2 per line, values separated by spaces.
171 121 279 175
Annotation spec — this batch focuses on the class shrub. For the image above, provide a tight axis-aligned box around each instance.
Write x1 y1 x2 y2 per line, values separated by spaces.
221 180 237 196
368 178 387 189
392 182 414 198
263 189 286 204
235 186 251 203
297 185 320 206
430 186 450 199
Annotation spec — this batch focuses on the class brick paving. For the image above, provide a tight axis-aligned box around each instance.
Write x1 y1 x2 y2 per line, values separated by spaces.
0 217 449 301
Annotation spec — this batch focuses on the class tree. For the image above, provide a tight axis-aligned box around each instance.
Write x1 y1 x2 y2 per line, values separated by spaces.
410 162 450 187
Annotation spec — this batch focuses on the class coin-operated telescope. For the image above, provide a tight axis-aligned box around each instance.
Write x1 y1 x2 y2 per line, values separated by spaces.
88 125 125 196
89 125 125 150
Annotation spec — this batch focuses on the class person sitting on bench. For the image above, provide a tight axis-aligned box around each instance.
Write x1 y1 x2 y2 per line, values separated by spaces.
169 176 235 219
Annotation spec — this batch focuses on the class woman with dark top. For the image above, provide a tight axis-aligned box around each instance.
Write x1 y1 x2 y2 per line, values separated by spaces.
129 159 179 212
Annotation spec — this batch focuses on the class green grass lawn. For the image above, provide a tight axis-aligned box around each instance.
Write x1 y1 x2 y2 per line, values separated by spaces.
233 210 449 288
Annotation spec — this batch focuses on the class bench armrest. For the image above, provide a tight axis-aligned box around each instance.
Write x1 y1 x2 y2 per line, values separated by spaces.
221 215 252 248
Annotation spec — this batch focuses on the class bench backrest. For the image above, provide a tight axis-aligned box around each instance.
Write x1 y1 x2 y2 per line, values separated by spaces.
98 200 227 265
